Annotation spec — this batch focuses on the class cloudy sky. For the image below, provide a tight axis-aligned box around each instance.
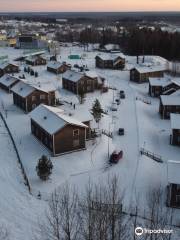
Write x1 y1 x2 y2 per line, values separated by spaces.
0 0 179 12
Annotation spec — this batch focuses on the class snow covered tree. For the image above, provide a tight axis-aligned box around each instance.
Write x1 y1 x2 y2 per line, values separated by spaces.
36 155 53 181
91 99 103 127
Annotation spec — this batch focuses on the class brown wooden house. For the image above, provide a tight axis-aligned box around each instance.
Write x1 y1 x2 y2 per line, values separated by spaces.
170 114 180 146
62 70 98 94
11 80 56 113
26 55 47 66
0 74 20 92
95 54 125 70
130 66 165 83
30 104 88 156
162 78 180 95
0 62 19 77
159 95 180 119
167 160 180 208
47 61 71 74
148 77 170 97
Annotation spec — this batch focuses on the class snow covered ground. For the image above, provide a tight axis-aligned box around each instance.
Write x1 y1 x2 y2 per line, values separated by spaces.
0 46 180 239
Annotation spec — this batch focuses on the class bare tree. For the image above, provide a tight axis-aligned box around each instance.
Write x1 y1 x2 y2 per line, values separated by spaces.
145 186 174 240
79 176 129 240
36 184 80 240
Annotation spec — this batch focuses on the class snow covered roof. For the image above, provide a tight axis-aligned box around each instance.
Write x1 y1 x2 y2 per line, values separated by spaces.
30 104 88 135
63 70 84 83
149 77 170 87
11 81 35 97
160 95 180 106
47 61 64 69
0 62 18 69
26 55 46 62
170 113 180 129
96 54 125 61
0 74 20 87
11 80 56 97
167 160 180 184
171 78 180 87
84 71 98 79
171 89 180 97
134 65 166 74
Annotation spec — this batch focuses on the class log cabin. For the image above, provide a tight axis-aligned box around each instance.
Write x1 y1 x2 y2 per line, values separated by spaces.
130 66 165 83
170 114 180 146
0 62 19 77
25 55 47 66
162 78 180 95
0 74 20 93
167 160 180 208
159 95 180 119
47 61 71 74
11 80 56 113
95 54 125 70
62 70 98 94
30 104 88 156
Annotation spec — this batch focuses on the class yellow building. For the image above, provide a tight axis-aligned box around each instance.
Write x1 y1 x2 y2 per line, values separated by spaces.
8 38 17 47
0 34 7 41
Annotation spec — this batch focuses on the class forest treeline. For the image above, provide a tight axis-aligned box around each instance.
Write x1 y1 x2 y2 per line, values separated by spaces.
78 27 180 60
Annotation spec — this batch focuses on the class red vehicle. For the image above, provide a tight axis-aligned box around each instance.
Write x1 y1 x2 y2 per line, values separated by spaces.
109 150 123 164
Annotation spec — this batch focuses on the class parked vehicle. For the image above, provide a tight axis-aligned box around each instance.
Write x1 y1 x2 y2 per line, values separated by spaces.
120 93 125 99
118 128 124 135
116 99 120 105
109 150 123 164
111 102 118 111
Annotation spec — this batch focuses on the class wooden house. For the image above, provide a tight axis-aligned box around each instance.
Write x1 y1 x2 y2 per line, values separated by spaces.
11 80 56 113
0 62 19 77
167 160 180 208
162 78 180 95
130 66 165 83
159 95 180 119
25 55 47 66
0 74 20 92
62 70 98 94
170 114 180 146
148 77 170 97
47 61 71 74
95 54 125 70
30 104 88 156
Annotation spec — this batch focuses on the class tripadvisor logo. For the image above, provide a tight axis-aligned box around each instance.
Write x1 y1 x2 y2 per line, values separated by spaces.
135 227 173 236
135 227 144 236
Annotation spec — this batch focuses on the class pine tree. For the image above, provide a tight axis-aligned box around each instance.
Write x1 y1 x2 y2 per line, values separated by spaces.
91 99 103 127
36 155 53 181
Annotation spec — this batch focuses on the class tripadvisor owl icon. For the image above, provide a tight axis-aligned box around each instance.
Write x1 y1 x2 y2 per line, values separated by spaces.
135 227 144 236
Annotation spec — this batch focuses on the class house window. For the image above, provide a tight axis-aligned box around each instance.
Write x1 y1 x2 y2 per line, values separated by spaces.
40 95 45 100
73 129 79 137
32 96 36 101
73 139 80 147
